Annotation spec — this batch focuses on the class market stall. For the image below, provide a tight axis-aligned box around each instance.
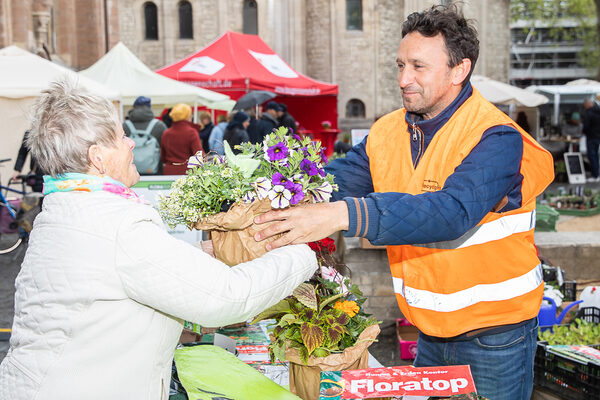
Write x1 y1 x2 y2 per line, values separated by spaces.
79 42 234 121
156 31 338 144
0 45 120 187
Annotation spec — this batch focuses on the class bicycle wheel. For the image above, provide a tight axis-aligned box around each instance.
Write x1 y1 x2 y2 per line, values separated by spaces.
0 231 23 254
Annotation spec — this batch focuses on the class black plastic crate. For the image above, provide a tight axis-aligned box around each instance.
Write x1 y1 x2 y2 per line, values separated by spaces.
534 341 600 400
561 281 578 302
576 307 600 324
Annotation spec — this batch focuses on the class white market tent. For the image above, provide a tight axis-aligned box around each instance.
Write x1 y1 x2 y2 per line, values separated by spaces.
527 83 600 125
471 75 549 138
79 42 235 116
0 45 121 186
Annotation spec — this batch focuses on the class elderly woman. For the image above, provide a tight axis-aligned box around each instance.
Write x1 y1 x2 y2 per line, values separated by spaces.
0 80 317 400
160 103 203 175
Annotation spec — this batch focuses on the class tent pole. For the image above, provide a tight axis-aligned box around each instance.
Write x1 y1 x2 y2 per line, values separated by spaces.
193 101 198 123
553 93 560 126
211 108 215 122
119 101 124 122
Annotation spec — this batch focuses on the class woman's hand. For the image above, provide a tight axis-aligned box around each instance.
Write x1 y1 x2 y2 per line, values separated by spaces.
200 240 215 257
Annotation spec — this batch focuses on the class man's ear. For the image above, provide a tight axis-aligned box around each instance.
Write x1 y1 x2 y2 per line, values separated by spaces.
88 144 105 174
452 58 472 86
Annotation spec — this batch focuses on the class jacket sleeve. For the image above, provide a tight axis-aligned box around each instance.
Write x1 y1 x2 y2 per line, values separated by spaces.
325 137 374 201
343 126 524 245
114 212 318 327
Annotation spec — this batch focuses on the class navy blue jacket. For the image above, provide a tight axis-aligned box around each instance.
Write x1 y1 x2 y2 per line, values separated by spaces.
326 83 524 245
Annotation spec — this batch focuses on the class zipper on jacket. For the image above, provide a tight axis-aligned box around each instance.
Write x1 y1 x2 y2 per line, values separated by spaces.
411 123 425 167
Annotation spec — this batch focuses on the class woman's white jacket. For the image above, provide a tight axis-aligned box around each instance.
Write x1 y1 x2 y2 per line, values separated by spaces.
0 191 317 400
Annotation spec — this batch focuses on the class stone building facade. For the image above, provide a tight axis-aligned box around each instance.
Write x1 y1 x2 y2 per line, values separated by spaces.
1 0 510 129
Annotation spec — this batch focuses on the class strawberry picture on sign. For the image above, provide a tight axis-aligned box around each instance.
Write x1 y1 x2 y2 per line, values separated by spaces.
319 365 478 399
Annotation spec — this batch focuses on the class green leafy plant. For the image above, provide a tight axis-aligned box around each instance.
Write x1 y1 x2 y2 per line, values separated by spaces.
538 319 600 345
251 272 379 365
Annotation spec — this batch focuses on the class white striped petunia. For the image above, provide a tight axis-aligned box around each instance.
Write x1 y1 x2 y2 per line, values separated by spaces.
310 181 333 203
187 152 204 169
252 177 272 200
268 185 292 208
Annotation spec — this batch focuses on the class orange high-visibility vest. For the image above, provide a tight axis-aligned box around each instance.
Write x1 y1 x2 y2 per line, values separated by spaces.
366 88 554 338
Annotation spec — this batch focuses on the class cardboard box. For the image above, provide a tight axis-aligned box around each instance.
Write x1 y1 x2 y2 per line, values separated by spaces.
359 237 386 250
396 318 419 360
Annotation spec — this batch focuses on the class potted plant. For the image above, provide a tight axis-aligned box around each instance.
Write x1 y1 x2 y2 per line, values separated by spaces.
158 127 336 266
251 239 380 400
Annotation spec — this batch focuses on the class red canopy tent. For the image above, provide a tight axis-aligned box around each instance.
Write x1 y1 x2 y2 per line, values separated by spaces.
156 31 339 153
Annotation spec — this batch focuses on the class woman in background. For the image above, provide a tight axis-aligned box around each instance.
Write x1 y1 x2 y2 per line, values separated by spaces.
160 103 203 175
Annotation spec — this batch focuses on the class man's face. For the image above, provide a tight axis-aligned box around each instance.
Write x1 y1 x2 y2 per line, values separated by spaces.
397 32 464 120
266 108 278 118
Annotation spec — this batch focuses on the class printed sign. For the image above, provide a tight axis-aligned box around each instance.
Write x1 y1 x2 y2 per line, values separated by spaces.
319 365 477 399
180 56 225 76
132 176 202 244
249 50 298 78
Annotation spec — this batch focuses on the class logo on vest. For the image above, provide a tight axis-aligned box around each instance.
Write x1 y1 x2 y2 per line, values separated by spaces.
422 180 441 192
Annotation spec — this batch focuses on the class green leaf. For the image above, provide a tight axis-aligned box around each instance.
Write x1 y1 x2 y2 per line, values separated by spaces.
223 140 260 179
278 313 298 326
312 347 331 358
335 312 350 326
326 324 345 345
250 299 292 324
301 322 326 354
293 283 318 310
271 339 287 363
299 346 309 365
318 292 346 313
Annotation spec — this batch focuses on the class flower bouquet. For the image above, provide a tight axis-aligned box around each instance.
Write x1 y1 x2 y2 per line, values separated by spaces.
251 239 380 400
158 127 337 266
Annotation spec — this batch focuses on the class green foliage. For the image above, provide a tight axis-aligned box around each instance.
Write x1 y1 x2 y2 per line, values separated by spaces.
252 277 379 365
538 319 600 345
510 0 600 77
157 158 251 227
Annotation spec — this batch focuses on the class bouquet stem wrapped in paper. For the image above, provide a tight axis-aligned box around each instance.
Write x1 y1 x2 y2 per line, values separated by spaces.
159 127 336 266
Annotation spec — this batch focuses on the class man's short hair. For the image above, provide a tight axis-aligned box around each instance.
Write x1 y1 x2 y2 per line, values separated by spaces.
402 5 479 86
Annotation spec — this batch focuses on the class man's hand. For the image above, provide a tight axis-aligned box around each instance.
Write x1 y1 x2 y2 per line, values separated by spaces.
253 201 349 250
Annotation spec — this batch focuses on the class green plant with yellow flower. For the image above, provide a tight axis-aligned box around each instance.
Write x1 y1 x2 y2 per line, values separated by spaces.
251 262 379 365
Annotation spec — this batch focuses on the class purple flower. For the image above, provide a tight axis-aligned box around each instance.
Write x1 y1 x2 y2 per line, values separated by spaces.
310 181 333 203
284 181 304 205
266 141 289 161
320 148 328 165
300 147 310 157
300 159 319 176
271 172 288 186
292 133 302 142
318 168 326 177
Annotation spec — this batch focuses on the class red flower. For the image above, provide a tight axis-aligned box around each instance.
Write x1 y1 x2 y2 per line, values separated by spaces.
308 238 336 253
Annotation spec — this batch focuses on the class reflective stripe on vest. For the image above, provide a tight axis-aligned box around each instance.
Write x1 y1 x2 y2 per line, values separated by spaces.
412 210 536 250
392 263 543 312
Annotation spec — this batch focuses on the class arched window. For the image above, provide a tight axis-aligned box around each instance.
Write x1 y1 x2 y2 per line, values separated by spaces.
346 99 366 118
243 0 258 35
178 1 193 39
346 0 362 31
144 2 158 40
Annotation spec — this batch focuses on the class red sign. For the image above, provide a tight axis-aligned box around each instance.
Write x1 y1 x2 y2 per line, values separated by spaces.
319 365 476 399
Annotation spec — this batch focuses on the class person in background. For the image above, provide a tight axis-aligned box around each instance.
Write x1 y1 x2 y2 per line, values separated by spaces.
223 111 250 154
583 98 600 182
254 5 553 399
198 112 213 154
248 101 279 144
277 103 297 133
160 104 202 175
123 96 167 175
563 112 583 138
11 131 45 192
0 79 317 400
515 111 531 134
333 132 352 155
208 114 229 156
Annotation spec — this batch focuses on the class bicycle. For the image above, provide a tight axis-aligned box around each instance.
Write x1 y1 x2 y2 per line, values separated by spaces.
0 158 29 256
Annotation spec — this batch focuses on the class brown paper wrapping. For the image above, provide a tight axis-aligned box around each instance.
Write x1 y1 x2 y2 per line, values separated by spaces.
285 324 381 400
192 198 284 266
